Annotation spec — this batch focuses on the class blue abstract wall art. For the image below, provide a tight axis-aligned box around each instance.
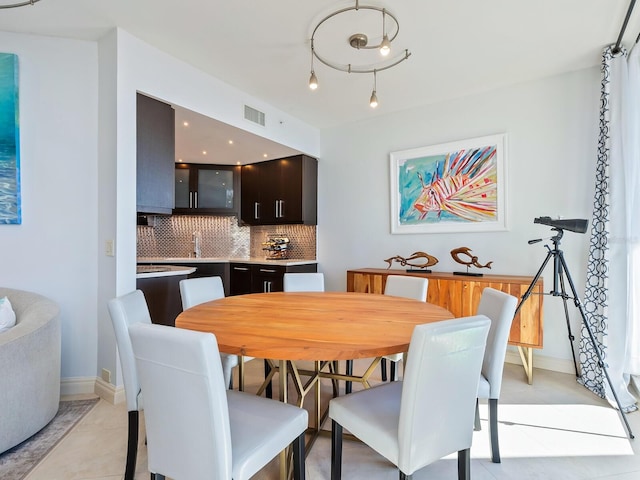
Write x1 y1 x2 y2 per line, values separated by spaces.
0 53 20 225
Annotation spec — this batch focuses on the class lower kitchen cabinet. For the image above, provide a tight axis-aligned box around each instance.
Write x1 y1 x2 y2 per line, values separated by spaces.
175 262 230 296
136 274 187 327
230 263 317 295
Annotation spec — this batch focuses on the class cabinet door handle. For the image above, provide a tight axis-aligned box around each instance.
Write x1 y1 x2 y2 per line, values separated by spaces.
189 192 193 209
267 281 272 292
259 268 277 273
233 267 249 271
275 200 280 218
194 191 198 209
254 202 260 220
279 200 285 218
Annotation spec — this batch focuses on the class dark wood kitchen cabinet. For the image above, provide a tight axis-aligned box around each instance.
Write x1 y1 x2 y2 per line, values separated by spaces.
229 262 317 295
136 93 175 214
240 155 317 225
174 163 240 216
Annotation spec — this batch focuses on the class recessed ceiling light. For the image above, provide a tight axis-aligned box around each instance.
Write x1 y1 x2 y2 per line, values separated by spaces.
263 153 268 158
202 150 207 155
236 161 241 165
183 121 189 127
178 158 183 162
228 140 234 145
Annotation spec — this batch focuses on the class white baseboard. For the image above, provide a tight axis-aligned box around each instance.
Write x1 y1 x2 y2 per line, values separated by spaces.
94 377 125 404
60 376 125 405
505 349 577 375
60 376 97 396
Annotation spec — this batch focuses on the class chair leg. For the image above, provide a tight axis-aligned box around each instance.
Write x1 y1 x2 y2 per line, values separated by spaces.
345 360 353 395
457 448 470 480
150 474 165 480
381 358 388 381
474 398 481 431
390 361 396 382
331 420 343 480
292 432 306 480
399 472 412 480
125 410 139 480
264 359 273 399
488 398 501 463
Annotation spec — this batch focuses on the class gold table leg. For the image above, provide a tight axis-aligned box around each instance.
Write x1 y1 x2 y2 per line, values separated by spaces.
279 359 288 480
517 346 534 384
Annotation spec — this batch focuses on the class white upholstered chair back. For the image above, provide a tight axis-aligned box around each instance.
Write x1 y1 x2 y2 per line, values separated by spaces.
283 272 325 292
476 287 518 398
107 290 150 412
383 275 428 301
179 276 225 308
397 315 490 473
129 323 232 479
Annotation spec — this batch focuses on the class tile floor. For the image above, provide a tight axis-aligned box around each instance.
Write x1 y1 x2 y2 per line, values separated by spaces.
24 361 640 480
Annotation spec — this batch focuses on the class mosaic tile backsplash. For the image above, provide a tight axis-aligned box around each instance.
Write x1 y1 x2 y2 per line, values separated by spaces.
137 215 316 259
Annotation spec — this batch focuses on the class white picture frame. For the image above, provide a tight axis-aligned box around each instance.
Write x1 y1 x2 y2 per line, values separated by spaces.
390 133 507 234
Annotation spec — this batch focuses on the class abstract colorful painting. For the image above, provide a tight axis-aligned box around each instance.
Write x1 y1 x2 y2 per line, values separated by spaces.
0 53 20 225
390 134 507 234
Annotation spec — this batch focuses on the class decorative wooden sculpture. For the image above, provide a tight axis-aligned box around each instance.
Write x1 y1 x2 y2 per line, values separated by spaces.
384 251 439 273
450 247 493 276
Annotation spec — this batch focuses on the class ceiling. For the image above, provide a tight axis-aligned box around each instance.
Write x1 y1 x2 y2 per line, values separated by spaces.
2 0 639 163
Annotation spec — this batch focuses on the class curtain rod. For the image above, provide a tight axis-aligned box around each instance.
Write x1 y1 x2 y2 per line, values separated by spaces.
613 0 637 53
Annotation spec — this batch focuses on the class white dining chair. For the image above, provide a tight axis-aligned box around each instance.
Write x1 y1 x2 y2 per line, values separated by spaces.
330 315 491 480
473 287 519 463
381 275 429 381
179 276 253 390
106 290 150 480
129 322 308 480
283 272 325 292
343 274 430 394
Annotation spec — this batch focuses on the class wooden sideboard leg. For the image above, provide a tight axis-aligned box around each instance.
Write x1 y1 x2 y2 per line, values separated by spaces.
517 346 534 384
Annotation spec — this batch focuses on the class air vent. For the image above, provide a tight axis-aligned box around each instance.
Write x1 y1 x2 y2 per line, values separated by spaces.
244 105 266 126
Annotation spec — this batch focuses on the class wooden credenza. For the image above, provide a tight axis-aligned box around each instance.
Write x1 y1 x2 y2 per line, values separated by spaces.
347 268 543 383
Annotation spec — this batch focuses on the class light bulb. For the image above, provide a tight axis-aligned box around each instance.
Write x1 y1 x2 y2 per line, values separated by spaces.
370 90 378 108
380 35 391 56
309 71 318 90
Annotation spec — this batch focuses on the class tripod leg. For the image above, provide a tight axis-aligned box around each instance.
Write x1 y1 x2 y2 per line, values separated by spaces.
515 250 553 317
558 252 635 439
557 271 580 377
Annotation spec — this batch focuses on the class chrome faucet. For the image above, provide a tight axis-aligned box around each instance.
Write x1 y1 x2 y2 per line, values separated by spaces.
191 231 201 258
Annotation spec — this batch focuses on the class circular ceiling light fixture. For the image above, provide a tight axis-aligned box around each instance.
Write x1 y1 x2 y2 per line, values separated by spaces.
0 0 41 8
308 0 411 108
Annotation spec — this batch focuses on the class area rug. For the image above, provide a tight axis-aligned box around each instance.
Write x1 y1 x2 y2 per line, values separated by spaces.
0 398 100 480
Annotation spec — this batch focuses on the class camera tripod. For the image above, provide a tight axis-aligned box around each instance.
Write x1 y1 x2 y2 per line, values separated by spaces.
516 227 634 439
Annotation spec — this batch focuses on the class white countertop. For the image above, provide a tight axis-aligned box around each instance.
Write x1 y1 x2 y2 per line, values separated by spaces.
136 265 197 279
137 257 318 267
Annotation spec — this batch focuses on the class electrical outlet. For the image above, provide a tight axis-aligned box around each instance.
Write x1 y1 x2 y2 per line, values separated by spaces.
105 239 115 257
101 368 111 383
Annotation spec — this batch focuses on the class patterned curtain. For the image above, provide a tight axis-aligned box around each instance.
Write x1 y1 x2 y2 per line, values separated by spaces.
580 45 640 412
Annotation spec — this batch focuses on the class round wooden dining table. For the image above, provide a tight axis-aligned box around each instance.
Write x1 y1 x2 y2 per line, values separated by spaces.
176 291 454 361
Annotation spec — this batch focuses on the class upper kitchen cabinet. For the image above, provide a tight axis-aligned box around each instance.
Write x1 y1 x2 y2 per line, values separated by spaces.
174 163 240 215
136 93 175 215
240 154 317 225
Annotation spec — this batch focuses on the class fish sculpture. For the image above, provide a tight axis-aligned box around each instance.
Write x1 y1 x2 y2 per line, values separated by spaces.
450 247 493 270
384 251 439 270
413 145 497 222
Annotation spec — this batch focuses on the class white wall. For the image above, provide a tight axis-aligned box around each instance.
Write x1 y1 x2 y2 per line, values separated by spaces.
318 67 600 370
95 29 322 390
0 32 99 381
